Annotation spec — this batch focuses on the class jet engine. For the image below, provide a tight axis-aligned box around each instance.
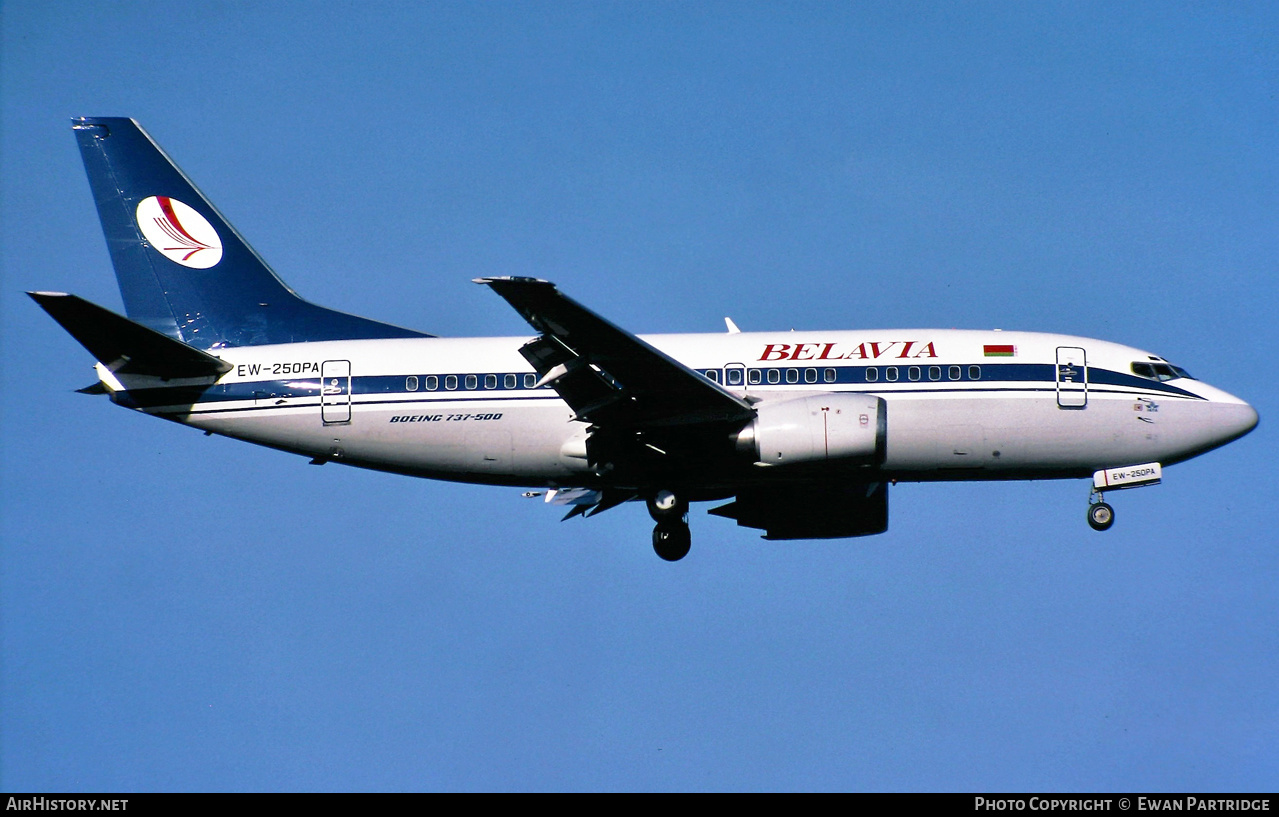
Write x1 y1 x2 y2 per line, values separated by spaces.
737 393 886 467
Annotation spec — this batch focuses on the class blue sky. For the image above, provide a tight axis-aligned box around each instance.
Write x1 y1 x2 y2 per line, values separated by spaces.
3 1 1276 791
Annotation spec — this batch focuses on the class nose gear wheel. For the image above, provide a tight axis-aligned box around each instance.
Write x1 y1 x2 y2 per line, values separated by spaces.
1087 490 1114 531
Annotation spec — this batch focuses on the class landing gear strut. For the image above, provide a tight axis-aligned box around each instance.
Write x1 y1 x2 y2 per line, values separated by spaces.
648 489 691 561
1087 490 1114 532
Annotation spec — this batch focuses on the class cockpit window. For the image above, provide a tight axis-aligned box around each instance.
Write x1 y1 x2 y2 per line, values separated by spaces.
1132 361 1194 381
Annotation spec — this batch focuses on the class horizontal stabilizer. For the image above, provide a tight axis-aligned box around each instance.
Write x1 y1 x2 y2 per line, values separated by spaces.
29 291 232 379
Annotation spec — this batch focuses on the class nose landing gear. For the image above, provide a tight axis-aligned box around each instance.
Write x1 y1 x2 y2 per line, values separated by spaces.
1087 490 1115 531
1086 463 1163 532
648 489 691 561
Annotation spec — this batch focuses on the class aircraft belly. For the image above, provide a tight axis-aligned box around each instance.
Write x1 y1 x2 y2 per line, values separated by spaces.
180 397 583 481
880 394 1205 477
189 408 313 452
345 401 578 478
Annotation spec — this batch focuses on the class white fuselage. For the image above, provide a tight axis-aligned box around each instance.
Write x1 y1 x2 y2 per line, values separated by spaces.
103 328 1257 490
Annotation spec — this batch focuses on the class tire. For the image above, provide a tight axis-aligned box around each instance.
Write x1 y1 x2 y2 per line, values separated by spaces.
652 521 692 561
1088 502 1115 531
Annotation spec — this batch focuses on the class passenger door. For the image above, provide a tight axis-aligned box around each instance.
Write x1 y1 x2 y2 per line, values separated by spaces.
321 359 352 424
1056 347 1087 408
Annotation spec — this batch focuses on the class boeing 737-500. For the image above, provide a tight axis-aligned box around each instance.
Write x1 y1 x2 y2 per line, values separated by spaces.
32 118 1258 560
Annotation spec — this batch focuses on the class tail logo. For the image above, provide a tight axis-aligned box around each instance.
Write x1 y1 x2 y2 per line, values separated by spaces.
135 196 223 269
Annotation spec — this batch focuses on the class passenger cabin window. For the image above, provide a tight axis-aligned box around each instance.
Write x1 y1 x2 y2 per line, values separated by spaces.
928 366 941 381
948 366 961 381
767 369 780 384
484 374 497 389
908 366 921 382
786 368 799 384
705 369 719 383
805 368 817 384
465 375 478 390
406 376 419 391
524 373 537 388
426 376 438 391
968 366 981 381
726 368 743 386
504 374 517 389
824 368 836 383
748 369 762 385
886 367 899 382
445 375 458 390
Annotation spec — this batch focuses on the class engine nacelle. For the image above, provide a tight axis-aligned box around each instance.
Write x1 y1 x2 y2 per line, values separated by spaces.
738 393 886 467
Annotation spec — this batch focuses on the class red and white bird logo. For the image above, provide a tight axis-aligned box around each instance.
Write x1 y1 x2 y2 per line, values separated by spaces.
135 196 223 269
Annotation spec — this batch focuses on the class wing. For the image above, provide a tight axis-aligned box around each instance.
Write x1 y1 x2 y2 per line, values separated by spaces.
475 277 754 429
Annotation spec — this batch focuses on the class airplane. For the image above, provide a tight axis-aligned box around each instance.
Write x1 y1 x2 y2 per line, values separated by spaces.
32 117 1258 561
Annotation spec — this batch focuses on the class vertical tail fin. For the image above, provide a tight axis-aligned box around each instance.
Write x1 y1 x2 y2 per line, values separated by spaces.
72 117 429 348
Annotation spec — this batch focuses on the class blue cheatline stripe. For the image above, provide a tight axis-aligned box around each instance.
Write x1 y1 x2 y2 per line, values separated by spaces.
123 390 562 412
173 395 564 417
117 372 559 409
701 362 1201 399
117 362 1203 413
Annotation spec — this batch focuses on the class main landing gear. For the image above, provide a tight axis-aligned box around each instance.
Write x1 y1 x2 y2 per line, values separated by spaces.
652 521 691 562
1087 490 1115 532
648 489 691 561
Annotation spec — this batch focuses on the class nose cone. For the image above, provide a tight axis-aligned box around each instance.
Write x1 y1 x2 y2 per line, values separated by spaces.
1212 399 1259 446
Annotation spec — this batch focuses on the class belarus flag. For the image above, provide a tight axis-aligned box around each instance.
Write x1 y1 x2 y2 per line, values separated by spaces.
983 344 1016 357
